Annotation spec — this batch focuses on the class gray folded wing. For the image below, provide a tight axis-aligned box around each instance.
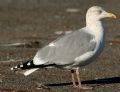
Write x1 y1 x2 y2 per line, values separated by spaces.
34 29 96 65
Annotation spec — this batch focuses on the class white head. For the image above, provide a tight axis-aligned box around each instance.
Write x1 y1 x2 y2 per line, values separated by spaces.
86 6 116 27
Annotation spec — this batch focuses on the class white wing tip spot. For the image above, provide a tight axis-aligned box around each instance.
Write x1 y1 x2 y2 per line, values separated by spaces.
15 66 18 68
27 62 31 66
20 65 23 67
11 67 14 70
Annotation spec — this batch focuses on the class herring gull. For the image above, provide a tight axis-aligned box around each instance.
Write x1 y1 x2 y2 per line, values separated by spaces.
11 6 116 89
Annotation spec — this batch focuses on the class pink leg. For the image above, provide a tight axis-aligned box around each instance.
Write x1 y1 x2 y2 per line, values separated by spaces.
71 70 77 87
75 68 93 89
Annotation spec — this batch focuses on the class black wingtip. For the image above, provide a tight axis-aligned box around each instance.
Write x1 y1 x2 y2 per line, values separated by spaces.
11 60 34 70
11 60 56 71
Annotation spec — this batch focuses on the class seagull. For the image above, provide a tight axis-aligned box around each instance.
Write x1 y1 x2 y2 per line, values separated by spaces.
11 6 116 89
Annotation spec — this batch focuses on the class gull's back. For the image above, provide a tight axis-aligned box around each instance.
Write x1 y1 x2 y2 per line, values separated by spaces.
33 28 96 67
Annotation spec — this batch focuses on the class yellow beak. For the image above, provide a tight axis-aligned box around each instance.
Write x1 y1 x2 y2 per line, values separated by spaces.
107 13 117 19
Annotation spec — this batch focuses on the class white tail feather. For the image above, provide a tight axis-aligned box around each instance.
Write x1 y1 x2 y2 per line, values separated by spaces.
24 68 39 76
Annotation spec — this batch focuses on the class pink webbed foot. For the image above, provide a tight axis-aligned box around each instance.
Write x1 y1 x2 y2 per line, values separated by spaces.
73 85 93 90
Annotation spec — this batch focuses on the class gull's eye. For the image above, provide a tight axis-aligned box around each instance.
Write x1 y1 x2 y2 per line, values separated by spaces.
98 10 102 14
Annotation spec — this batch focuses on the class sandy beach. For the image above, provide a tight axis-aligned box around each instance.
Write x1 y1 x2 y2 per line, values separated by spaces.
0 0 120 92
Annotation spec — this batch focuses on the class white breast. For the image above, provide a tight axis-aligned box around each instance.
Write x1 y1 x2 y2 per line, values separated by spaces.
72 23 105 67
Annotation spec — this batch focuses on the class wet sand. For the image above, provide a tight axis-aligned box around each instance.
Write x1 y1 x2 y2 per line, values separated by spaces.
0 0 120 92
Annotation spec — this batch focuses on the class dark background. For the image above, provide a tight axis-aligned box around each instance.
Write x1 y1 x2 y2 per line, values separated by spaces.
0 0 119 92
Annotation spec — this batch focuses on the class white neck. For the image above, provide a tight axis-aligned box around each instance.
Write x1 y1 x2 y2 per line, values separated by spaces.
86 20 105 42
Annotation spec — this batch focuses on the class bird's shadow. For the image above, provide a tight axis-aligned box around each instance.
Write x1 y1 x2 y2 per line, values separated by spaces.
45 77 120 87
